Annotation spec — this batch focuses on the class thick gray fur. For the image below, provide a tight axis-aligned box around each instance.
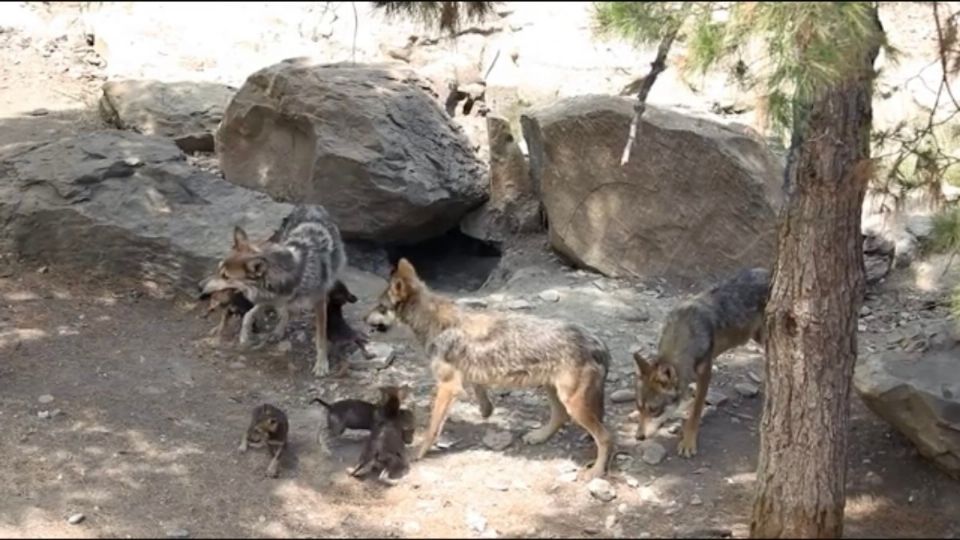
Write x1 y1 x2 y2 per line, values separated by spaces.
660 267 771 380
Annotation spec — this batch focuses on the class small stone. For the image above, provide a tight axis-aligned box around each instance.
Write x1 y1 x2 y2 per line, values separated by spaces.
38 395 54 404
123 156 143 167
275 340 292 353
166 529 190 539
362 342 396 368
37 266 49 274
705 389 727 406
456 297 488 308
558 471 579 483
610 389 635 403
229 362 245 370
735 382 760 398
482 429 513 451
466 509 487 533
67 513 85 525
625 476 639 488
505 299 533 310
538 290 561 302
487 294 506 303
621 308 650 323
605 514 618 529
690 494 703 506
402 521 421 534
485 479 510 491
38 410 51 419
641 442 667 465
748 371 762 384
588 478 617 502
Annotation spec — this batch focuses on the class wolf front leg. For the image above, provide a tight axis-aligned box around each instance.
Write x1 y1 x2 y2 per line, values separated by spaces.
239 304 267 348
416 366 462 460
678 358 713 458
312 296 329 377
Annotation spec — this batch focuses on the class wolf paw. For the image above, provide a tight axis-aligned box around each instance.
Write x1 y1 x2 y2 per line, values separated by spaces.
576 464 605 482
312 360 330 378
677 437 698 458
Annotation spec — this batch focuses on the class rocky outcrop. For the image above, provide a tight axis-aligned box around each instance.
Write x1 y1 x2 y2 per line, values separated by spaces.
854 347 960 479
99 79 236 153
215 58 489 244
522 95 783 286
460 115 541 243
0 130 291 296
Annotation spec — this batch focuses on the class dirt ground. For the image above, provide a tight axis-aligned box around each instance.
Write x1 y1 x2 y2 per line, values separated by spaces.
1 7 960 540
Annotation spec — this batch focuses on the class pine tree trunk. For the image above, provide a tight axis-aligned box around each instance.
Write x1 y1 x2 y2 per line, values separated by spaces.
749 12 883 540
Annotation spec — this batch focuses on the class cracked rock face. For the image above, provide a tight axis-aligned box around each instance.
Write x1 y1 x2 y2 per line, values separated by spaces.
0 130 291 296
522 95 784 287
215 58 489 244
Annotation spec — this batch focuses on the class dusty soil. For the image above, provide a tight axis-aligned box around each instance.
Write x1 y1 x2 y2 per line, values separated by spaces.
1 6 959 540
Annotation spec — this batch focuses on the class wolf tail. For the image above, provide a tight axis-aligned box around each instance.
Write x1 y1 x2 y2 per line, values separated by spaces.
310 397 331 409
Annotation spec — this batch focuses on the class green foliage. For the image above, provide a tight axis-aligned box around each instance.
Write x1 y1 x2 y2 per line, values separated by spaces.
592 2 692 46
930 206 960 254
371 1 500 35
591 2 888 140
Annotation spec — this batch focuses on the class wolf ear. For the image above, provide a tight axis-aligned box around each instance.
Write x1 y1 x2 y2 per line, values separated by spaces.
395 258 418 281
233 226 250 250
245 257 267 278
633 351 652 376
655 363 677 386
389 274 408 300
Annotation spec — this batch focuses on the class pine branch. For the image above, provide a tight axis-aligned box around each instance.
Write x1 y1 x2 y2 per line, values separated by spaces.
621 27 678 166
933 2 960 111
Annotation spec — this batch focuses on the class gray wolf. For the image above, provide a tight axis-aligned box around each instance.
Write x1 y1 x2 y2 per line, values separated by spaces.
198 205 346 377
633 267 770 458
310 393 415 445
238 403 289 478
348 386 412 485
364 258 614 480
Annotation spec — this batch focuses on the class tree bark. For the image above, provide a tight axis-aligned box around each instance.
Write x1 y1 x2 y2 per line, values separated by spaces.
749 10 883 540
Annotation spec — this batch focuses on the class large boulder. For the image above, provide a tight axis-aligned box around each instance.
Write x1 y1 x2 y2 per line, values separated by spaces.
854 347 960 479
0 130 292 296
215 58 489 244
522 95 784 286
99 80 237 153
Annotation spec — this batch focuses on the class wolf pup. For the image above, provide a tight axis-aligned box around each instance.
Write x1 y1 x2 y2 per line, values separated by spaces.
311 394 415 444
198 205 346 377
239 403 289 478
365 258 614 481
348 386 412 485
634 267 771 458
200 288 254 343
326 280 375 374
